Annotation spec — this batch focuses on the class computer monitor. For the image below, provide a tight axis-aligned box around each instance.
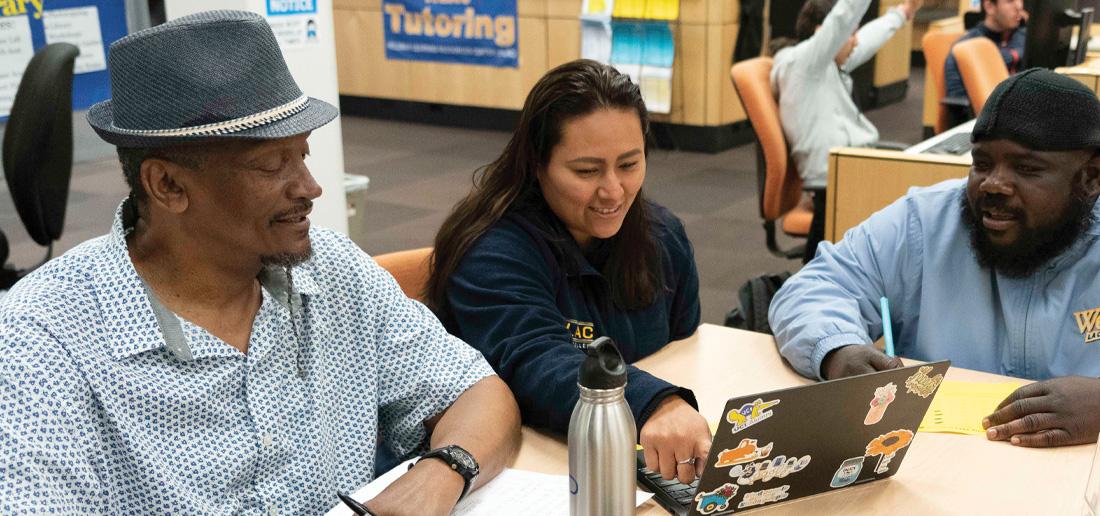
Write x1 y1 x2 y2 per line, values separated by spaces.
1023 0 1093 69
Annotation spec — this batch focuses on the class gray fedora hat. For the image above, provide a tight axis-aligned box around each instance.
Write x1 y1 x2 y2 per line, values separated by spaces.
87 10 338 148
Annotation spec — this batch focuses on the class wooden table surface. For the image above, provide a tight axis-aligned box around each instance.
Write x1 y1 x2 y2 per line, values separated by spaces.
509 324 1095 515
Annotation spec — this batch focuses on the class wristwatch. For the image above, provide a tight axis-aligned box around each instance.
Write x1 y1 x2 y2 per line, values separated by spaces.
416 444 479 500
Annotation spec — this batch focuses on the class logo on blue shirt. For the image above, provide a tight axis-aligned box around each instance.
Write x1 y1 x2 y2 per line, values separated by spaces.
1074 307 1100 343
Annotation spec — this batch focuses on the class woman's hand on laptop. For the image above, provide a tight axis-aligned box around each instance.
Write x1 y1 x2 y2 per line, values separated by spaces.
821 345 904 380
640 395 712 484
982 376 1100 447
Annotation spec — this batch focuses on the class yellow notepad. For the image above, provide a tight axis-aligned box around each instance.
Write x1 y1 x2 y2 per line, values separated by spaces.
919 380 1025 435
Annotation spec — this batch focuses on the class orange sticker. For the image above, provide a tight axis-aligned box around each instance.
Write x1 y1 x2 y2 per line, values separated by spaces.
714 438 774 468
865 429 915 474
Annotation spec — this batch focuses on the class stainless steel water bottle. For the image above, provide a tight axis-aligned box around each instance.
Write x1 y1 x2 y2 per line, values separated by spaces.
568 336 636 516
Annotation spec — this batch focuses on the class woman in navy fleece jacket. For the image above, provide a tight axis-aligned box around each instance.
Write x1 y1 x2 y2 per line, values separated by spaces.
426 59 709 485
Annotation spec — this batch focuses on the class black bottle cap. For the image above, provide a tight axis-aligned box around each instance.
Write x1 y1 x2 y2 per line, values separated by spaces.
578 336 627 389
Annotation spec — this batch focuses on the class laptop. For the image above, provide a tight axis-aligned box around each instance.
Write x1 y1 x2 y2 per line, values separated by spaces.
637 360 951 515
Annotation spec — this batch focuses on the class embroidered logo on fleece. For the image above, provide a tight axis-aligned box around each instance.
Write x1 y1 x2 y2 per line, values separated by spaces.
565 319 597 349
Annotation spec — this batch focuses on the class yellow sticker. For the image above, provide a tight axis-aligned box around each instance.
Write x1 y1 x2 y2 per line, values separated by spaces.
905 366 944 398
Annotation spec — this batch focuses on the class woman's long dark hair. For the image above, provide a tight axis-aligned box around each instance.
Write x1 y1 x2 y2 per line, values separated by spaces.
426 59 662 313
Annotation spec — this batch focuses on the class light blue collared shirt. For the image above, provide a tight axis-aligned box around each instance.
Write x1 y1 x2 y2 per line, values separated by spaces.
0 203 494 514
770 179 1100 380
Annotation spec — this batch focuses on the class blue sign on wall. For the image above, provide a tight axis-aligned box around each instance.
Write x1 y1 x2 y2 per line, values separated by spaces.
267 0 317 16
3 0 128 114
381 0 518 68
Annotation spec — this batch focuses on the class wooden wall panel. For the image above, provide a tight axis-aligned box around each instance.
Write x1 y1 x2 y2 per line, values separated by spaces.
335 1 747 127
547 18 580 69
873 0 912 87
335 6 548 110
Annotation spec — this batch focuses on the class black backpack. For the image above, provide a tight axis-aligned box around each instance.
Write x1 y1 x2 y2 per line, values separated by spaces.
724 272 792 335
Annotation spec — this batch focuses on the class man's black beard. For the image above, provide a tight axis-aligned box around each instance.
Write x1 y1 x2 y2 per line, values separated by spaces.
959 188 1094 278
260 247 313 268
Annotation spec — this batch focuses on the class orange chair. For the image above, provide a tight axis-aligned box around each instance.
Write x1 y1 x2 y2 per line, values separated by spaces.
730 57 810 259
952 37 1009 115
922 30 965 135
373 247 433 302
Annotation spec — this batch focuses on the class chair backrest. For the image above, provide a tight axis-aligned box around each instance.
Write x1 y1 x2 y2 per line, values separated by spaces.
953 37 1009 115
3 43 79 247
373 247 433 302
729 57 801 222
923 30 965 134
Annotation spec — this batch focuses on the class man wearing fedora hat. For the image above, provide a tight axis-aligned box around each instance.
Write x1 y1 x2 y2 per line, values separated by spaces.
770 68 1100 448
0 10 519 514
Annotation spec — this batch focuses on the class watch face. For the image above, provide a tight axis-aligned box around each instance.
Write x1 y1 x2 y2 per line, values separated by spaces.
448 446 478 472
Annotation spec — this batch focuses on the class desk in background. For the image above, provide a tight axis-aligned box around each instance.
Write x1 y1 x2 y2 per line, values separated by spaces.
823 145 969 242
511 324 1094 515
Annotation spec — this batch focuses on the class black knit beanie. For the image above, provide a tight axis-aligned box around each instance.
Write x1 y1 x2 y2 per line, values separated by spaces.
972 68 1100 151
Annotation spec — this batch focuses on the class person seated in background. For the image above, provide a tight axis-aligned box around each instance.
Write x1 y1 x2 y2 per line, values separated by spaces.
771 0 922 262
426 59 710 485
769 69 1100 448
0 11 520 514
944 0 1026 101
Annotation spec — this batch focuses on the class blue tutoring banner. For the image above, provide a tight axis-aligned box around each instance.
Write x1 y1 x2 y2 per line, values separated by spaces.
380 0 518 68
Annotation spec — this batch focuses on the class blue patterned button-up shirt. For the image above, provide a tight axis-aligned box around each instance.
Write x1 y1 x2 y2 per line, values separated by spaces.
0 204 494 514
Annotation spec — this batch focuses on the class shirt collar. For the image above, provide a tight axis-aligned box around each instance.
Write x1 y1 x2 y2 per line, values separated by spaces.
100 200 322 361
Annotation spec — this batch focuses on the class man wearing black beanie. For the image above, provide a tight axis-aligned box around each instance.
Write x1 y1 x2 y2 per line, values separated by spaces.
769 69 1100 448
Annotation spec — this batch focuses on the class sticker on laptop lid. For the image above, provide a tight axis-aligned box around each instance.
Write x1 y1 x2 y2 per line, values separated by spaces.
866 429 914 474
864 382 898 425
694 483 738 515
726 398 780 434
738 484 790 509
714 438 774 468
830 456 866 488
727 454 811 486
905 365 944 398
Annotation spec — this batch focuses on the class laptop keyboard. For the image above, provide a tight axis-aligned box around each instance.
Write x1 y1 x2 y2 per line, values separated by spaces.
639 465 700 509
925 132 972 155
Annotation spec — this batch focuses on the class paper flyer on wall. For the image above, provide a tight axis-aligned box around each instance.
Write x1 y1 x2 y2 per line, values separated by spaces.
581 19 612 63
609 21 643 86
639 21 673 113
581 0 613 20
0 14 33 118
42 6 107 74
612 0 645 19
265 0 322 49
644 0 679 21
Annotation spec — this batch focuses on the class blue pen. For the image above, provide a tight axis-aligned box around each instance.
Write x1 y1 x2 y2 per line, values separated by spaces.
879 296 896 358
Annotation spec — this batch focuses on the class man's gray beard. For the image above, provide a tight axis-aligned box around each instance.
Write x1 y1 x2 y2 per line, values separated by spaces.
260 246 313 268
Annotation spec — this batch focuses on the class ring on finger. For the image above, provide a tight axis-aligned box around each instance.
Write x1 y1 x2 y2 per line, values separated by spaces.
676 457 696 465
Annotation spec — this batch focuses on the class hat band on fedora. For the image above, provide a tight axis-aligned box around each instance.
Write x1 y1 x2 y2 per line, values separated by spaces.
111 94 310 138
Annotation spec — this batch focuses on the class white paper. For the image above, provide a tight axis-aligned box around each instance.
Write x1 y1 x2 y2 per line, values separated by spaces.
1086 436 1100 516
581 20 612 64
0 14 33 117
43 6 106 74
640 66 672 114
266 14 321 50
325 458 653 516
581 0 614 20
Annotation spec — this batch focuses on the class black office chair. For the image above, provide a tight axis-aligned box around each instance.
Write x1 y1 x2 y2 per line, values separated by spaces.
0 43 80 289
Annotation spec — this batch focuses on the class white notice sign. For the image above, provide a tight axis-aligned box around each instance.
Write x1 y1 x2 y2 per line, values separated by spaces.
43 6 106 74
0 15 34 118
265 15 321 50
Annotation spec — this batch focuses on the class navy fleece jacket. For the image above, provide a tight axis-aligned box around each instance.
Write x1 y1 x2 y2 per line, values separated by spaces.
439 201 701 435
